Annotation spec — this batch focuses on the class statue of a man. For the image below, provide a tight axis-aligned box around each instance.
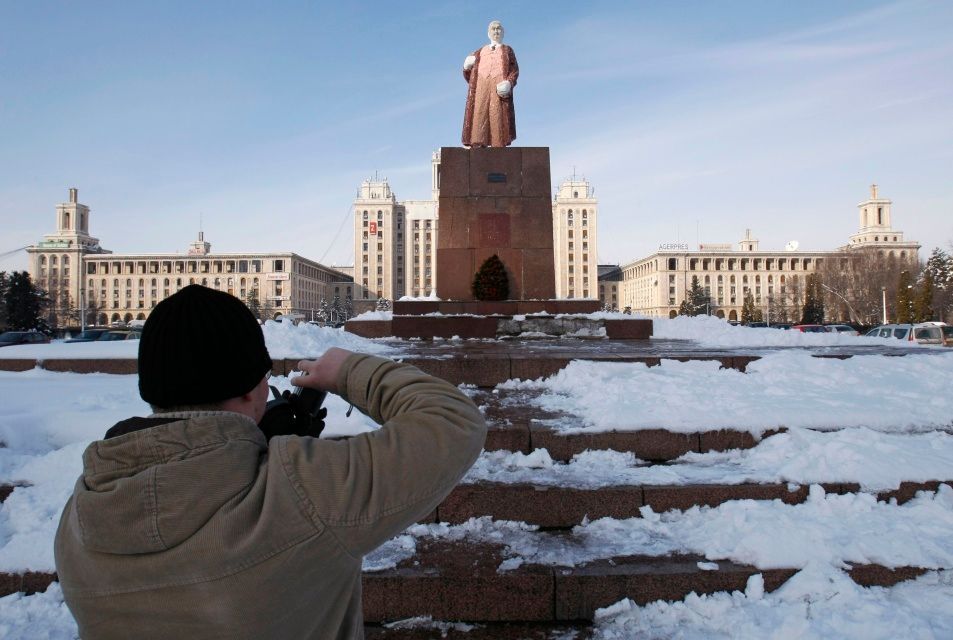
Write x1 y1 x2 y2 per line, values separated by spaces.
461 20 519 148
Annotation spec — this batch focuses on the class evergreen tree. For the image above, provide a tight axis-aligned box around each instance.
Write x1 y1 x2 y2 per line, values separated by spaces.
687 276 702 316
923 248 952 287
741 291 756 324
801 274 825 324
914 269 935 322
896 270 915 323
244 288 263 320
472 254 509 301
317 298 330 323
923 248 952 322
4 271 48 331
331 295 344 323
678 276 711 316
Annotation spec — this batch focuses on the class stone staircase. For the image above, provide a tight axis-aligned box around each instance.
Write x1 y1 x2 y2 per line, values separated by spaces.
356 389 946 636
1 346 948 638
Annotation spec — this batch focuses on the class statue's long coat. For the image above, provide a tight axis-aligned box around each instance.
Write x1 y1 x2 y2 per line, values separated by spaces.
462 44 519 147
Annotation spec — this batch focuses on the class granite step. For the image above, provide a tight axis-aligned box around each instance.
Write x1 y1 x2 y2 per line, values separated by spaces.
0 350 919 387
485 421 775 462
432 480 950 529
364 622 593 638
361 538 926 624
0 547 929 620
0 354 760 384
475 388 780 460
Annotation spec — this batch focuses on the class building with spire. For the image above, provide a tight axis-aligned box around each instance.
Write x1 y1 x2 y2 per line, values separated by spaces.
611 185 920 320
26 188 111 324
27 189 352 326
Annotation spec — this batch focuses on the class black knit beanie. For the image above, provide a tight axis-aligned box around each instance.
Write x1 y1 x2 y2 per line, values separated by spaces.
138 284 272 408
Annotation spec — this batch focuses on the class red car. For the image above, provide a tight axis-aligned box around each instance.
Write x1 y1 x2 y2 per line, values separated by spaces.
791 324 828 333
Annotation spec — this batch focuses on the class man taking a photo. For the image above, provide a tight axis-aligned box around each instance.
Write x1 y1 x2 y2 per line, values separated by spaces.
55 284 487 639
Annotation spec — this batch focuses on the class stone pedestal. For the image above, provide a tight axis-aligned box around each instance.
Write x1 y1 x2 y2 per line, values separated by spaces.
437 146 555 301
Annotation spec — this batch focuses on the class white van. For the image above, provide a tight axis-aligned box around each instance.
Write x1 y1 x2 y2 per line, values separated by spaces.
865 322 948 346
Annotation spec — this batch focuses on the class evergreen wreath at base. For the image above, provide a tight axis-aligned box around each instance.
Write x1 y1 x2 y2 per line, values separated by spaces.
472 254 510 301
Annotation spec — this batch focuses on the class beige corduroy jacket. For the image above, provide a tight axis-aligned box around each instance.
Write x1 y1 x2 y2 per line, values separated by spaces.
54 354 487 639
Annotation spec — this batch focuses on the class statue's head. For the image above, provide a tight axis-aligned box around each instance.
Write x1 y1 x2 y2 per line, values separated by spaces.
487 20 504 44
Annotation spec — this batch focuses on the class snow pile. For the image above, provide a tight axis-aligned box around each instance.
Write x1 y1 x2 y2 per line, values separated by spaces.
499 352 953 433
0 339 140 359
260 319 394 358
0 583 77 640
365 484 953 573
650 314 906 348
466 427 953 491
0 321 394 360
592 565 953 640
349 309 393 321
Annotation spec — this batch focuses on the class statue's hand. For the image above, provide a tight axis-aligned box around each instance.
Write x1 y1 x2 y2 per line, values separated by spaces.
463 55 476 70
496 80 512 98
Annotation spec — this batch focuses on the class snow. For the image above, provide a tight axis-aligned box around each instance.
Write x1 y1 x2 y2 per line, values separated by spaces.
0 320 396 360
466 427 953 492
0 583 77 640
349 309 393 321
650 314 917 348
498 352 953 434
591 565 953 640
366 484 953 573
1 316 952 637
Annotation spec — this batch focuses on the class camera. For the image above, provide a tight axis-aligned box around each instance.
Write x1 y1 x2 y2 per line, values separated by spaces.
258 384 328 441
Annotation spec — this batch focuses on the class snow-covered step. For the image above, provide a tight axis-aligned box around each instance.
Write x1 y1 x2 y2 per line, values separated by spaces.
464 427 953 528
0 571 55 597
361 538 925 624
359 485 953 623
364 621 594 638
434 481 949 528
485 424 774 461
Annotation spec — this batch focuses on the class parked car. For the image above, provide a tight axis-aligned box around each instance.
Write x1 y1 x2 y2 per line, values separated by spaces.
770 323 793 330
97 330 142 341
943 325 953 347
65 328 111 343
864 323 947 345
792 324 828 333
0 331 51 347
825 324 859 336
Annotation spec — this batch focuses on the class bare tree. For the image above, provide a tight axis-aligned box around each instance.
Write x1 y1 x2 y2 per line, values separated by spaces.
817 248 918 326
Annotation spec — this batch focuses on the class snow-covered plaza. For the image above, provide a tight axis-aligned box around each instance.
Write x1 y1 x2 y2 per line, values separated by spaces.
2 316 953 638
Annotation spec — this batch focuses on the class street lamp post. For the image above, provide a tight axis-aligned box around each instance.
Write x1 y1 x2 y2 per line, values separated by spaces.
881 287 887 324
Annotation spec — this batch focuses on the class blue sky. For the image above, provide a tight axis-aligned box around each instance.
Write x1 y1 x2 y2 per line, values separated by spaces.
2 1 951 272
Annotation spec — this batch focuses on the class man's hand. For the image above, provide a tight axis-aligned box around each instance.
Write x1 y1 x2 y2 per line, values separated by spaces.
463 55 476 71
496 80 511 97
292 347 353 395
